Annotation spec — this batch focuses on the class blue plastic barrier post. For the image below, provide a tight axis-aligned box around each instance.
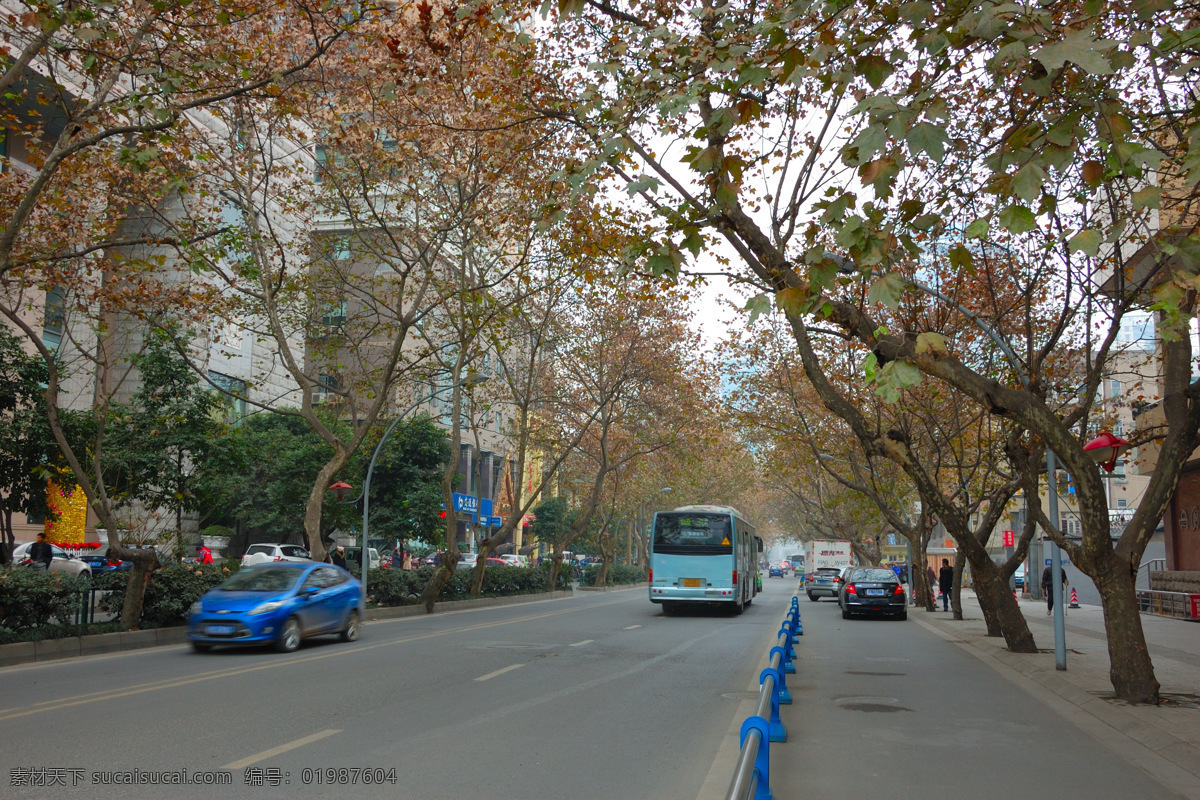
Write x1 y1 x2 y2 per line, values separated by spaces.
759 667 787 742
740 716 774 800
777 623 797 666
768 646 792 704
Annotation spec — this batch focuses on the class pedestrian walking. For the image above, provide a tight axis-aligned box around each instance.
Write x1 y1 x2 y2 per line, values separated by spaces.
331 546 347 570
1042 564 1068 615
938 558 954 611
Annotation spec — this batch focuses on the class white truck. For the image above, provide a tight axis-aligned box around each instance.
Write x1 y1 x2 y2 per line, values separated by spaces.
804 540 852 572
803 540 854 600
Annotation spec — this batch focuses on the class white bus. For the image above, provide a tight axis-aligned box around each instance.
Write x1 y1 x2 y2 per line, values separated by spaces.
648 505 759 614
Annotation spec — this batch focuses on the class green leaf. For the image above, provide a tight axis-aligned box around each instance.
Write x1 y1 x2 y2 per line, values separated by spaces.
964 218 990 239
998 204 1036 234
626 175 661 196
744 293 772 326
1068 228 1103 256
907 123 949 161
1133 186 1161 209
888 360 922 389
1035 30 1116 75
1012 163 1046 202
948 244 974 271
867 272 906 310
855 55 894 89
863 352 878 381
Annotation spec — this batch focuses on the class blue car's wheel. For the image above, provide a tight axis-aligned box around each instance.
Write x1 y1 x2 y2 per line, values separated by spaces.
191 642 212 653
275 616 302 653
340 610 360 642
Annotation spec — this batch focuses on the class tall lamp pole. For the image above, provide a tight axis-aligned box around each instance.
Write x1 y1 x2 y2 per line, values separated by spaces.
328 378 484 604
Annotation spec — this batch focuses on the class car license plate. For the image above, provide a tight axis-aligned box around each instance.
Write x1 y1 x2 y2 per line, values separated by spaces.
866 589 885 596
206 625 235 635
682 578 702 588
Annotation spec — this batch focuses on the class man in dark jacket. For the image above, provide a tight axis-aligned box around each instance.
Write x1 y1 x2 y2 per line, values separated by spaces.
1042 564 1068 615
938 558 954 611
29 532 53 570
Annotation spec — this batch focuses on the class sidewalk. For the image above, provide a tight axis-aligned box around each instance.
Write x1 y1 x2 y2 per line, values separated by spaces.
913 593 1200 799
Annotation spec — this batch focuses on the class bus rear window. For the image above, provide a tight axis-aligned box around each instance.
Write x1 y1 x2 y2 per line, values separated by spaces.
653 514 733 555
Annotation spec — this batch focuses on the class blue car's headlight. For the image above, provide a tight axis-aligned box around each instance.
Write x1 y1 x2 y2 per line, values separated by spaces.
190 600 202 615
247 600 286 616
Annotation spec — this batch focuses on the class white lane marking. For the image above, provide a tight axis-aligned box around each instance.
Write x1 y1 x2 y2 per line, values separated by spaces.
222 729 341 769
475 663 525 682
569 639 593 647
624 625 641 630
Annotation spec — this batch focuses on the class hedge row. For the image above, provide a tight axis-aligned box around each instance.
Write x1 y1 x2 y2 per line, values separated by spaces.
0 561 570 642
366 563 570 606
579 564 646 587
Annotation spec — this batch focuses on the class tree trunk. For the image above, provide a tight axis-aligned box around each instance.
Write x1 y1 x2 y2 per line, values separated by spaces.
968 554 1037 652
1 508 12 565
911 560 933 611
419 562 454 613
596 533 613 587
1090 552 1160 703
951 551 965 620
303 451 349 564
547 548 564 591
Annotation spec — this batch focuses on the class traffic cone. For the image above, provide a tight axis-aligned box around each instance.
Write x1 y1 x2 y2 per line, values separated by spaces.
1069 587 1080 609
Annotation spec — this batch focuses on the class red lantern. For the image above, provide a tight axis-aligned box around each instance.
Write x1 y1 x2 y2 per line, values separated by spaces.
327 481 353 502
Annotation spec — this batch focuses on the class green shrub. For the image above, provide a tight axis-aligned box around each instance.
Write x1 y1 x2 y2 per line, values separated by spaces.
579 563 645 587
97 563 240 627
365 563 569 607
200 525 234 538
0 568 91 630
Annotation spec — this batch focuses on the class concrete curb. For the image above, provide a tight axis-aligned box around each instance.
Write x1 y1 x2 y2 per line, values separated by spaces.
0 589 575 667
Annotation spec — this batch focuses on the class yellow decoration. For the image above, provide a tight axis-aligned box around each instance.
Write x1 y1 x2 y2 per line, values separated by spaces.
45 481 88 544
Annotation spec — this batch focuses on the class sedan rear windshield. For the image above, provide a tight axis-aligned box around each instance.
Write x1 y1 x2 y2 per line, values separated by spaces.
244 545 275 555
855 569 899 582
220 567 301 592
815 568 842 575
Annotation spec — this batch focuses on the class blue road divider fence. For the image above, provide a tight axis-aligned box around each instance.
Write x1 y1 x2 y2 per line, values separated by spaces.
725 595 802 800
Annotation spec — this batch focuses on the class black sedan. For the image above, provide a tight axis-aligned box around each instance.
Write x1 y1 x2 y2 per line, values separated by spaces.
839 567 907 620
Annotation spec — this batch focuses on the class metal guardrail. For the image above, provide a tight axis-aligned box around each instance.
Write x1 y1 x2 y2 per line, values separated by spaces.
725 595 802 800
1136 589 1199 620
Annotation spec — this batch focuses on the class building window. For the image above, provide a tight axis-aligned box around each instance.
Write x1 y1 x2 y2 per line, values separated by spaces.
42 286 65 352
320 299 347 327
315 374 340 404
1117 498 1128 509
209 372 248 422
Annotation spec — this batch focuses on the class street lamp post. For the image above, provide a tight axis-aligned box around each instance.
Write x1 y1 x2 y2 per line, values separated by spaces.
328 378 483 603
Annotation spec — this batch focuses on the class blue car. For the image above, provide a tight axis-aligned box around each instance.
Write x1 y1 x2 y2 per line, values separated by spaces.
768 564 786 578
188 563 363 653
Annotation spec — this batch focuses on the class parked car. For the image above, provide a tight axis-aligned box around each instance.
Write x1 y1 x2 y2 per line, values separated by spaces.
188 563 363 653
499 554 529 567
838 567 907 620
343 547 380 570
459 552 479 567
241 543 311 566
11 542 93 577
768 563 786 578
77 554 130 573
1014 564 1026 589
804 567 843 600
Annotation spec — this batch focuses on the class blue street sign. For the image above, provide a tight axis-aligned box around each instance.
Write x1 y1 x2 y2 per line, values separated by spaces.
480 498 493 517
452 493 479 514
481 515 502 527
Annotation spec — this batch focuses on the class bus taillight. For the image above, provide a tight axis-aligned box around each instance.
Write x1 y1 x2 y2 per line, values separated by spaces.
732 570 738 586
648 569 653 583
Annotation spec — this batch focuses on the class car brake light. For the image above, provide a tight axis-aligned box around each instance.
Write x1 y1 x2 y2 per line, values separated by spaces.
846 584 857 595
274 555 281 561
894 584 906 595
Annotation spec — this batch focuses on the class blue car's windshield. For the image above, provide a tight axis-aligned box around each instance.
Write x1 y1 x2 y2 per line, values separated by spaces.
220 567 301 592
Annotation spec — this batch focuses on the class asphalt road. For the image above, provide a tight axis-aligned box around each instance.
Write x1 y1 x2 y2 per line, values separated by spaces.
1 583 789 800
772 591 1183 799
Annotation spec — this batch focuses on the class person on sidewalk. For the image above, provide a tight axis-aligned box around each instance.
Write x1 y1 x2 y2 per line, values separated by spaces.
195 543 213 564
938 558 954 611
1042 564 1068 615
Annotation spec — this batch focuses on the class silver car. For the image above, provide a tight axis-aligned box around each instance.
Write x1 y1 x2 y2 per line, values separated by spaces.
805 567 843 601
12 542 93 577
